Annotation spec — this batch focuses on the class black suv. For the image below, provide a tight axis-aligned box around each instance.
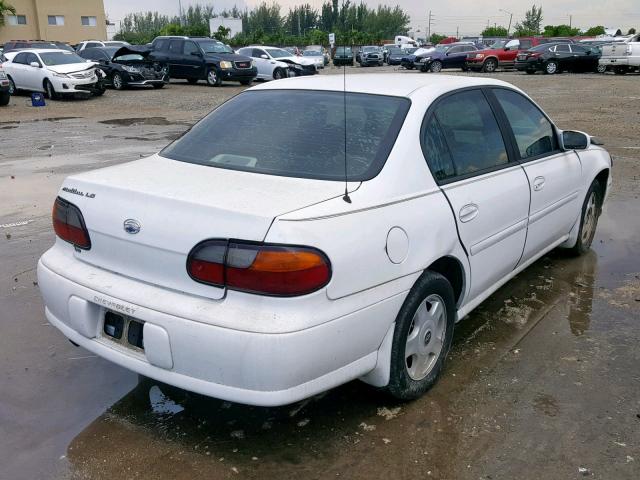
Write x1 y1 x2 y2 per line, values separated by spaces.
150 36 256 86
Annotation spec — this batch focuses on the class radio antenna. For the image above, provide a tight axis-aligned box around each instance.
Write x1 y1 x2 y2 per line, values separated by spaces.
341 3 351 203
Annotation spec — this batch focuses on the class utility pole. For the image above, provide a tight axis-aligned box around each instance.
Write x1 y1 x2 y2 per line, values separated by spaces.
178 0 183 26
427 10 432 42
500 8 514 36
569 14 572 29
298 10 301 36
456 26 459 39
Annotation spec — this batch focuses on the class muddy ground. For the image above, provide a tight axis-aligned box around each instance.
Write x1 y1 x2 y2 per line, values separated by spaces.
1 66 639 480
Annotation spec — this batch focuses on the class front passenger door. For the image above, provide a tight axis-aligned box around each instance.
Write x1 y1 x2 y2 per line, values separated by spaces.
490 88 582 264
422 89 530 301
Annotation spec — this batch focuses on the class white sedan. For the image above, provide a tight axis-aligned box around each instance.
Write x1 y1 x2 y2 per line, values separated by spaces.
37 75 611 406
236 46 317 80
2 49 103 99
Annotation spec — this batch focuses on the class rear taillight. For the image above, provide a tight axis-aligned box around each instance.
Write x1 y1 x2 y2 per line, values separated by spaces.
187 240 331 297
529 52 541 58
52 196 91 249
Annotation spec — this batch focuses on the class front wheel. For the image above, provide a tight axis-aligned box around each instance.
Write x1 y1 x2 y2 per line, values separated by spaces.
569 180 602 256
386 271 455 401
44 79 57 99
7 76 16 95
273 68 285 80
206 68 221 87
430 60 443 73
482 58 498 73
596 64 607 74
112 73 125 90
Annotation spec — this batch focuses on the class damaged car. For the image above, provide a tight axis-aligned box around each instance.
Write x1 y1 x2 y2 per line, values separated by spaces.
79 46 169 90
2 48 104 99
236 46 317 80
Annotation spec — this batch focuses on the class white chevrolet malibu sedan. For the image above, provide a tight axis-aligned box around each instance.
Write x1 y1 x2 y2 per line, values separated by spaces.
38 74 612 406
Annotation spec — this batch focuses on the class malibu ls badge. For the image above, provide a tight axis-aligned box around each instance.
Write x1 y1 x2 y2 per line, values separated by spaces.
123 219 141 234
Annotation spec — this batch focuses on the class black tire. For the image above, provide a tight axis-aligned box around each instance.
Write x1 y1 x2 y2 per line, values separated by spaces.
430 60 443 73
613 66 627 75
568 179 602 256
187 78 198 84
112 73 125 90
152 83 165 89
273 68 285 80
43 79 57 99
206 68 221 87
544 61 558 74
240 79 252 86
93 85 105 96
525 69 536 75
386 271 456 401
7 76 16 95
405 64 414 70
0 91 9 106
482 58 498 73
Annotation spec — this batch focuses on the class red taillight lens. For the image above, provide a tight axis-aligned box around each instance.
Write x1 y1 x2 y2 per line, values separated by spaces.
529 52 541 58
187 240 331 297
52 197 91 249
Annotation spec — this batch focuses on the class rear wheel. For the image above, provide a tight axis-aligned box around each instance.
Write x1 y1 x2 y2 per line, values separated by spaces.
569 180 602 256
0 91 9 106
482 58 498 73
386 271 455 400
613 66 628 75
544 60 558 74
596 64 607 74
187 78 198 84
525 69 536 74
430 60 443 73
44 79 57 99
112 73 125 90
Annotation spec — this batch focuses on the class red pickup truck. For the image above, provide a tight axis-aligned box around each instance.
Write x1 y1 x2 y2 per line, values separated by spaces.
466 37 548 72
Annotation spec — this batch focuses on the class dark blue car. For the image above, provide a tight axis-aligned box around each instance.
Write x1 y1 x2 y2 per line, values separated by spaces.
415 43 479 72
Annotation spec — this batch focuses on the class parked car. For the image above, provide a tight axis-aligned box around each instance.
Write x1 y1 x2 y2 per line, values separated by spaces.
0 67 10 105
304 44 329 65
76 40 130 52
358 46 383 66
302 50 325 69
37 74 611 407
333 46 354 66
599 33 640 74
416 43 479 72
382 43 396 62
386 46 407 65
3 40 61 52
149 36 256 86
515 43 602 74
400 47 423 69
466 37 550 72
78 46 169 89
283 46 302 56
236 46 316 80
2 49 104 99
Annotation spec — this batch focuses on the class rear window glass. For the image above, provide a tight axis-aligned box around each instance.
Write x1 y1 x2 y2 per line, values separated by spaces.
161 90 410 181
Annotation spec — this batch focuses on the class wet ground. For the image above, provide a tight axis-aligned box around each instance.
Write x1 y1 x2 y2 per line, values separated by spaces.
1 67 639 479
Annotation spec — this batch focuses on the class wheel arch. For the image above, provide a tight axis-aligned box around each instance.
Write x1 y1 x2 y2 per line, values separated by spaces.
594 168 609 206
426 255 467 307
484 55 500 64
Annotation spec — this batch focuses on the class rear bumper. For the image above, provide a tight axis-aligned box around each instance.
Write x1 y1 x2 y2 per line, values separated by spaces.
599 57 629 66
37 247 405 406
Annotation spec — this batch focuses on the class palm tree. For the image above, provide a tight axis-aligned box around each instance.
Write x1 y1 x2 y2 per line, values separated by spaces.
0 1 17 27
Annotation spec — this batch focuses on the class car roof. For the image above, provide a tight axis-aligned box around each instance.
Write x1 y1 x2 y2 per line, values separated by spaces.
10 48 67 54
250 73 514 98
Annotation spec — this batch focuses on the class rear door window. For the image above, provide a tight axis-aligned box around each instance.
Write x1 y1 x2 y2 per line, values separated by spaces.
169 40 184 54
421 116 456 181
161 90 410 181
183 41 199 55
431 90 509 178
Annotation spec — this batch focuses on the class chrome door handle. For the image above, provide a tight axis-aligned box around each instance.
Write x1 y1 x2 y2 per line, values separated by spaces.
533 176 546 191
459 203 479 223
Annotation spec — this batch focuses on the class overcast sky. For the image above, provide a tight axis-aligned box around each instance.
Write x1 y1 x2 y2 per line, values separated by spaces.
104 0 640 36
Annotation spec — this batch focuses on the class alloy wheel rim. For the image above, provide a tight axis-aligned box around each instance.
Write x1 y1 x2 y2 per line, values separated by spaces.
208 70 217 84
432 62 442 72
46 82 53 98
8 79 15 94
405 294 446 381
547 62 557 74
113 75 122 89
486 60 497 72
581 192 597 244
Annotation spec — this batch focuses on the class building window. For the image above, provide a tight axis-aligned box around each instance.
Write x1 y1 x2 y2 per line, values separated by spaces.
7 15 27 25
48 15 65 26
81 16 97 27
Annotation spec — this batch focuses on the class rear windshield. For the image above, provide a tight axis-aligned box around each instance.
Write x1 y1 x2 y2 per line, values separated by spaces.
161 90 410 181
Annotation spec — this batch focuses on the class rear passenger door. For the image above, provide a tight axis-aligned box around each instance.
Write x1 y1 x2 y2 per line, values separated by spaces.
182 40 204 78
551 43 572 70
489 88 582 264
8 52 30 88
421 89 530 301
167 40 186 77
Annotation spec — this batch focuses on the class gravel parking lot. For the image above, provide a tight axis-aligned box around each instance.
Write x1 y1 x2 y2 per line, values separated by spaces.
1 66 639 480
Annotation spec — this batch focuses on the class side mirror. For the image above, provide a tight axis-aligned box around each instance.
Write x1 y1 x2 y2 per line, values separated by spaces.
260 54 269 59
30 61 41 68
190 51 202 57
504 46 510 51
561 130 590 150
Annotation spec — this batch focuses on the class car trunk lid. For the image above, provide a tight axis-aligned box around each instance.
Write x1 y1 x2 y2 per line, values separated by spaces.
59 155 349 299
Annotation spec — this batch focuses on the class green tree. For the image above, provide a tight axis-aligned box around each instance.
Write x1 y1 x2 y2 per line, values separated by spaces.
429 33 447 44
543 24 580 37
584 26 606 36
481 26 508 37
0 0 16 27
513 4 543 36
213 25 231 42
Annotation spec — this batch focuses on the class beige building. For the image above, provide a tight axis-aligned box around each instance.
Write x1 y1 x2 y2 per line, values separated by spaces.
1 0 107 45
